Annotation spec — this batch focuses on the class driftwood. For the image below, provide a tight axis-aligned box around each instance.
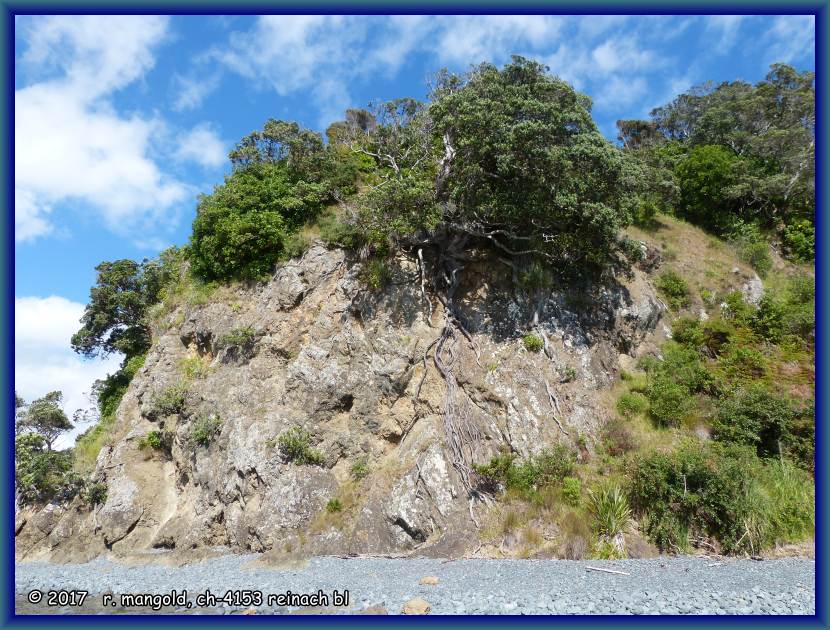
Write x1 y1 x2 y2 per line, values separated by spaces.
585 566 630 576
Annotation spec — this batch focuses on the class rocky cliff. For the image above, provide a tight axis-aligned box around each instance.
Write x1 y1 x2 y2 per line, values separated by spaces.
16 242 670 562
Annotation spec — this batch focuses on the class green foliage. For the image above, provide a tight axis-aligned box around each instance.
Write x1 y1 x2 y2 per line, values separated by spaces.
629 442 813 554
751 281 814 344
147 383 188 420
642 342 712 427
616 392 649 418
359 258 392 290
189 415 223 448
474 444 575 497
603 418 637 456
74 354 146 474
716 344 768 381
656 270 691 310
560 366 578 383
179 356 210 380
518 262 553 294
83 482 108 507
587 485 633 539
15 433 76 505
277 427 325 466
72 252 181 360
187 116 362 282
350 457 370 481
750 294 785 344
712 385 794 459
16 391 73 451
562 476 582 506
675 145 740 233
639 64 814 234
782 219 815 262
726 221 772 278
750 460 814 548
95 354 147 419
217 326 257 350
326 498 343 513
429 57 638 271
138 430 171 454
739 241 772 279
522 335 544 353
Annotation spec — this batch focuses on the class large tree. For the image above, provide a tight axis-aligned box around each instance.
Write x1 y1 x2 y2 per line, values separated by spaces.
71 248 181 360
340 56 638 272
619 63 814 237
16 391 73 451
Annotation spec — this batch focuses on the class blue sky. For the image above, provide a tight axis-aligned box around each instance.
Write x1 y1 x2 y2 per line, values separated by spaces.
13 14 815 440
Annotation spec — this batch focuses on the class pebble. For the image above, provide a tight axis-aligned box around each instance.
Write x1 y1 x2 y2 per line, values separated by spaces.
14 555 815 616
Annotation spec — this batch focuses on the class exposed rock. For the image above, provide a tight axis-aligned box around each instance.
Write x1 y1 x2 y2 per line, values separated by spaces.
16 243 665 561
741 274 765 306
402 597 431 615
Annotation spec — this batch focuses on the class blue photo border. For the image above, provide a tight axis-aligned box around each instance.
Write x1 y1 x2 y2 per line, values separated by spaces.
1 2 826 628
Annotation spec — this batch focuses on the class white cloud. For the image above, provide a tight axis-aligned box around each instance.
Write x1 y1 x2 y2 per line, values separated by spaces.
15 296 122 449
172 72 221 111
705 15 746 54
175 123 226 169
430 16 564 65
18 15 169 97
595 75 649 109
15 16 189 242
762 15 815 65
15 188 53 242
591 37 660 74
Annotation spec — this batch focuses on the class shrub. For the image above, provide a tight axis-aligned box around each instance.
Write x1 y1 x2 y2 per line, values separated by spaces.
587 485 633 552
15 434 74 505
675 144 739 233
603 418 637 456
83 482 108 507
656 270 691 310
616 392 649 418
645 376 694 427
784 400 815 473
217 326 256 350
562 477 581 506
278 427 325 466
359 258 391 290
716 345 768 381
474 444 575 496
628 442 771 553
147 383 187 420
189 414 222 447
326 498 343 513
350 457 370 481
751 460 814 548
751 295 786 343
721 291 752 324
179 356 211 380
559 366 577 382
782 219 815 262
522 335 544 353
138 430 171 454
712 385 794 459
738 240 772 278
671 317 704 348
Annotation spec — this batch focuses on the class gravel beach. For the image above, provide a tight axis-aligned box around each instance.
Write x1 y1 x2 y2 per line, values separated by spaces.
15 553 815 615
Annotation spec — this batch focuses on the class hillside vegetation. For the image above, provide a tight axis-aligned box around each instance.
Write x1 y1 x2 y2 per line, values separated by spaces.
17 57 814 559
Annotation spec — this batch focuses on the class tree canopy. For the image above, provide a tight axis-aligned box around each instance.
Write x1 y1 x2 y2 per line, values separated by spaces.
334 56 638 274
618 63 814 259
16 391 73 451
71 249 181 360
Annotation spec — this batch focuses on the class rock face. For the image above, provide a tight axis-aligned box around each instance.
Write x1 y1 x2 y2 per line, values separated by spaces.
16 244 664 561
